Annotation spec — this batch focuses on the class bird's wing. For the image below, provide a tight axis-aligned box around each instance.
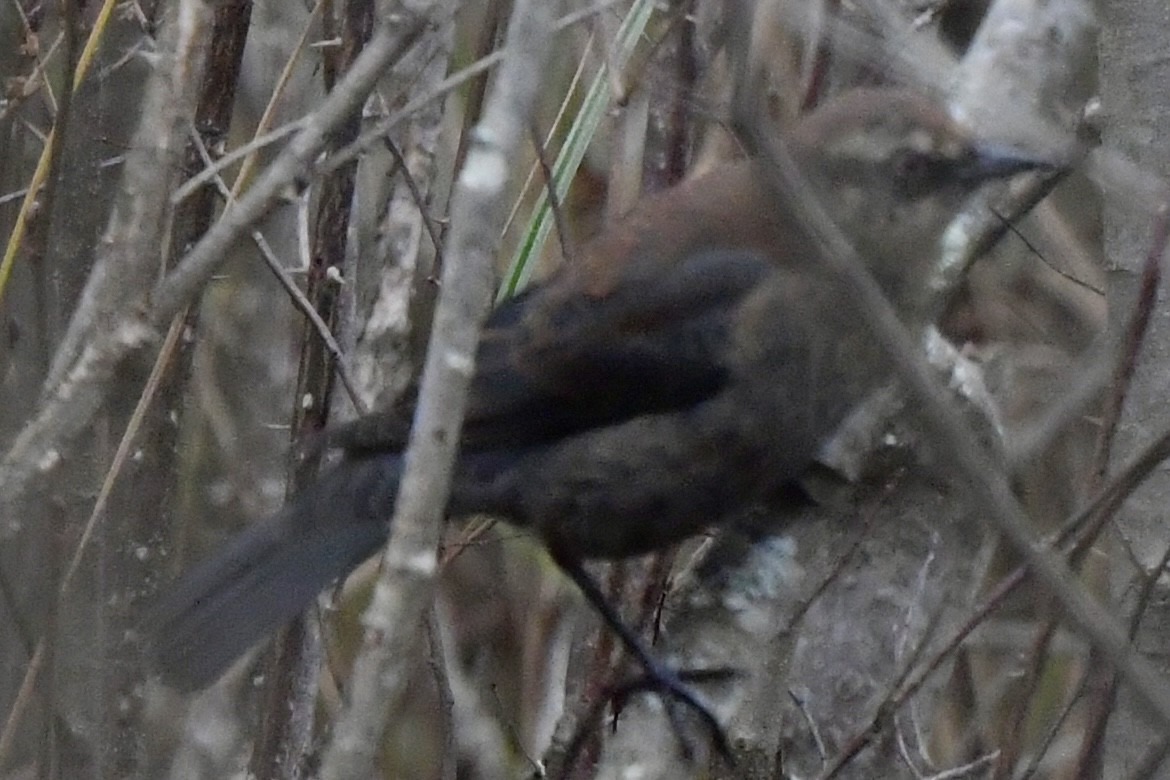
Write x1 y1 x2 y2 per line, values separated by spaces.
333 246 773 455
464 246 773 449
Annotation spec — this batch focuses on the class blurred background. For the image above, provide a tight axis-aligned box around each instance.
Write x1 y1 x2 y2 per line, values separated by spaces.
0 0 1167 777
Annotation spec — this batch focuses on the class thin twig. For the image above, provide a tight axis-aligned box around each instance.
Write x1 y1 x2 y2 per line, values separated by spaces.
530 121 573 263
383 136 445 257
1091 205 1168 483
189 126 366 413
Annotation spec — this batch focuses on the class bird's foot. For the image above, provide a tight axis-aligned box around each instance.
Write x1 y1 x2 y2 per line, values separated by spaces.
607 664 740 761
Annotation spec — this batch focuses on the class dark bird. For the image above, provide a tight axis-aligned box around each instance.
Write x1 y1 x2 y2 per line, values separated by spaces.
149 89 1046 714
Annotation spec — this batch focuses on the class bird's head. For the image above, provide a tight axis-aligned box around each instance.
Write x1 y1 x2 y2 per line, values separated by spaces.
790 89 1054 310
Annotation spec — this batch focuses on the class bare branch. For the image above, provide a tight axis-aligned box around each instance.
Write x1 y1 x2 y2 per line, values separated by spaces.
317 1 557 776
0 6 430 532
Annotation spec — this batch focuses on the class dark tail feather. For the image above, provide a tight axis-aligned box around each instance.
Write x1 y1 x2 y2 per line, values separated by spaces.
148 456 400 691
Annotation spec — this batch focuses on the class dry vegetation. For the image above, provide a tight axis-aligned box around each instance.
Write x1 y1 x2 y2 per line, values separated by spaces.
0 0 1166 778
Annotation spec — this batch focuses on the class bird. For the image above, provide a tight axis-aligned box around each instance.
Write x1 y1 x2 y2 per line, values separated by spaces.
148 88 1047 729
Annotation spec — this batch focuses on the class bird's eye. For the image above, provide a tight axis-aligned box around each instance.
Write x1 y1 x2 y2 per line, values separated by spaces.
890 148 947 197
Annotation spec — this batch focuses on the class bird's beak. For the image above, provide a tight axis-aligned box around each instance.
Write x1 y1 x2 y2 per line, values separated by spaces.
957 142 1060 183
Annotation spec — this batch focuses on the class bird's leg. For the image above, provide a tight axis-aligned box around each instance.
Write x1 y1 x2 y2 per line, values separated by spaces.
553 553 737 760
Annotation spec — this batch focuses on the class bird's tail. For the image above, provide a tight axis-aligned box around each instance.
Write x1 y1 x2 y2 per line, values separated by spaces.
147 455 399 691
